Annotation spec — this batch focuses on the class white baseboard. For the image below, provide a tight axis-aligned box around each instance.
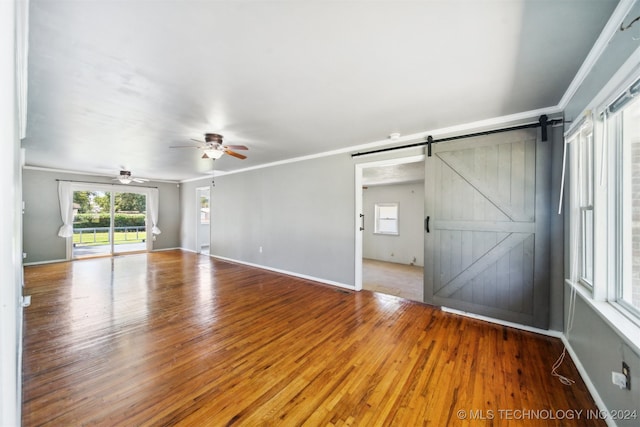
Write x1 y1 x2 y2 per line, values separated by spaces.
23 258 67 266
440 306 563 338
151 247 184 252
210 254 355 291
560 336 616 427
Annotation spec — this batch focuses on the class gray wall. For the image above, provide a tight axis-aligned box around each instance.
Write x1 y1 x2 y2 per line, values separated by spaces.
203 138 566 330
22 168 181 264
549 124 565 332
363 182 424 267
210 154 355 286
561 2 640 422
565 290 640 426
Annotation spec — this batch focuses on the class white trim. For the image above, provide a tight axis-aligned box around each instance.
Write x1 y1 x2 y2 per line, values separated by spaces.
564 110 592 139
151 247 182 252
354 154 425 292
576 44 640 121
441 306 563 338
22 165 179 184
596 52 640 116
15 0 28 140
1 0 20 423
355 164 363 291
180 175 214 184
557 0 639 110
195 186 210 254
211 108 558 178
23 258 68 266
211 255 355 291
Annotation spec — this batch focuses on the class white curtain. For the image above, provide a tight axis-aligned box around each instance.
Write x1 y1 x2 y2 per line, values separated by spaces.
149 188 161 235
57 181 74 238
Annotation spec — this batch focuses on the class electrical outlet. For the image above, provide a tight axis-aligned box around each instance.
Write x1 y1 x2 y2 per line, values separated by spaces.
622 362 631 390
612 371 627 389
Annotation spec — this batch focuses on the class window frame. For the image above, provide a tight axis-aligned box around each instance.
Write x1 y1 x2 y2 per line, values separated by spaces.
611 96 640 323
576 127 595 289
373 202 399 236
564 63 640 355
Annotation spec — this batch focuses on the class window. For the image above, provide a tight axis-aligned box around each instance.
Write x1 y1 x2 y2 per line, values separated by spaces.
616 96 640 315
578 126 594 286
565 69 640 346
374 203 399 235
568 118 594 288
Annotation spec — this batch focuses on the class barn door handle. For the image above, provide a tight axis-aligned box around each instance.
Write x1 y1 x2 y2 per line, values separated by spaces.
425 216 430 233
359 213 365 231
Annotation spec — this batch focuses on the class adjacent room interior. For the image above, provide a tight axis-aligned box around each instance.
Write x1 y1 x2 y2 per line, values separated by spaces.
2 0 640 425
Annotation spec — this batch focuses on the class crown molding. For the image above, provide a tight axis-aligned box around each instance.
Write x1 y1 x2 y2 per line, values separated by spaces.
557 0 638 110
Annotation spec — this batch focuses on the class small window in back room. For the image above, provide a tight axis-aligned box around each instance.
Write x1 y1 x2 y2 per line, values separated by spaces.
374 203 399 235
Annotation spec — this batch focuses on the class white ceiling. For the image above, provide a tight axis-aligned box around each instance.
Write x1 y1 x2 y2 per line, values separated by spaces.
363 162 425 187
23 0 619 182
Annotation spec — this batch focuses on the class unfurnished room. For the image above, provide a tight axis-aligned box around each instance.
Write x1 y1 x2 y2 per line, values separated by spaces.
1 0 640 426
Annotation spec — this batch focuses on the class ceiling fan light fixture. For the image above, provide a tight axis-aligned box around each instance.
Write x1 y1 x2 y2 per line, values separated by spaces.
118 177 132 184
204 149 224 159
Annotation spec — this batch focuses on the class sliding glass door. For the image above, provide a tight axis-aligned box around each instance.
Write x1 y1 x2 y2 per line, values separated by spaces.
72 189 148 258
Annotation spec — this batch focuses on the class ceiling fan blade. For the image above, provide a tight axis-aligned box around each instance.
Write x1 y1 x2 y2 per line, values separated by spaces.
225 149 247 160
224 144 249 150
133 178 149 183
202 153 210 159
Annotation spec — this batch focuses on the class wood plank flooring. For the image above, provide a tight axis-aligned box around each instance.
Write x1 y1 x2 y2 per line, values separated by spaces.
22 250 604 426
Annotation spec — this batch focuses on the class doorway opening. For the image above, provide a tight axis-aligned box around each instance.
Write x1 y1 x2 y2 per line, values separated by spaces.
355 155 425 301
196 187 211 255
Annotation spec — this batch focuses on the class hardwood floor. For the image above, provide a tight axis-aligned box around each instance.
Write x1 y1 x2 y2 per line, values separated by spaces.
22 250 604 426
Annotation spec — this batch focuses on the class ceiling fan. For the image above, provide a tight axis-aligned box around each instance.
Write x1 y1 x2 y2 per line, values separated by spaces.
112 170 149 184
170 133 249 160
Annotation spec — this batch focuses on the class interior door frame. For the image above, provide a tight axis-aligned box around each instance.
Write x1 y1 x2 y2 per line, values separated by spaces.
195 186 211 254
354 154 425 291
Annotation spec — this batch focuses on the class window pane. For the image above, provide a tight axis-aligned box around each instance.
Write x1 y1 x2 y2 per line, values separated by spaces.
581 208 593 285
580 133 594 206
378 219 397 234
374 203 399 235
621 98 640 312
378 205 398 220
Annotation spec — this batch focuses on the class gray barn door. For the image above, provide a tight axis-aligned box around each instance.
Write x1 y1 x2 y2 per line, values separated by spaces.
424 128 550 328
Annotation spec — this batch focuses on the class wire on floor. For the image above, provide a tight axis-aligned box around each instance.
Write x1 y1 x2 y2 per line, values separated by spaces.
551 283 578 385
